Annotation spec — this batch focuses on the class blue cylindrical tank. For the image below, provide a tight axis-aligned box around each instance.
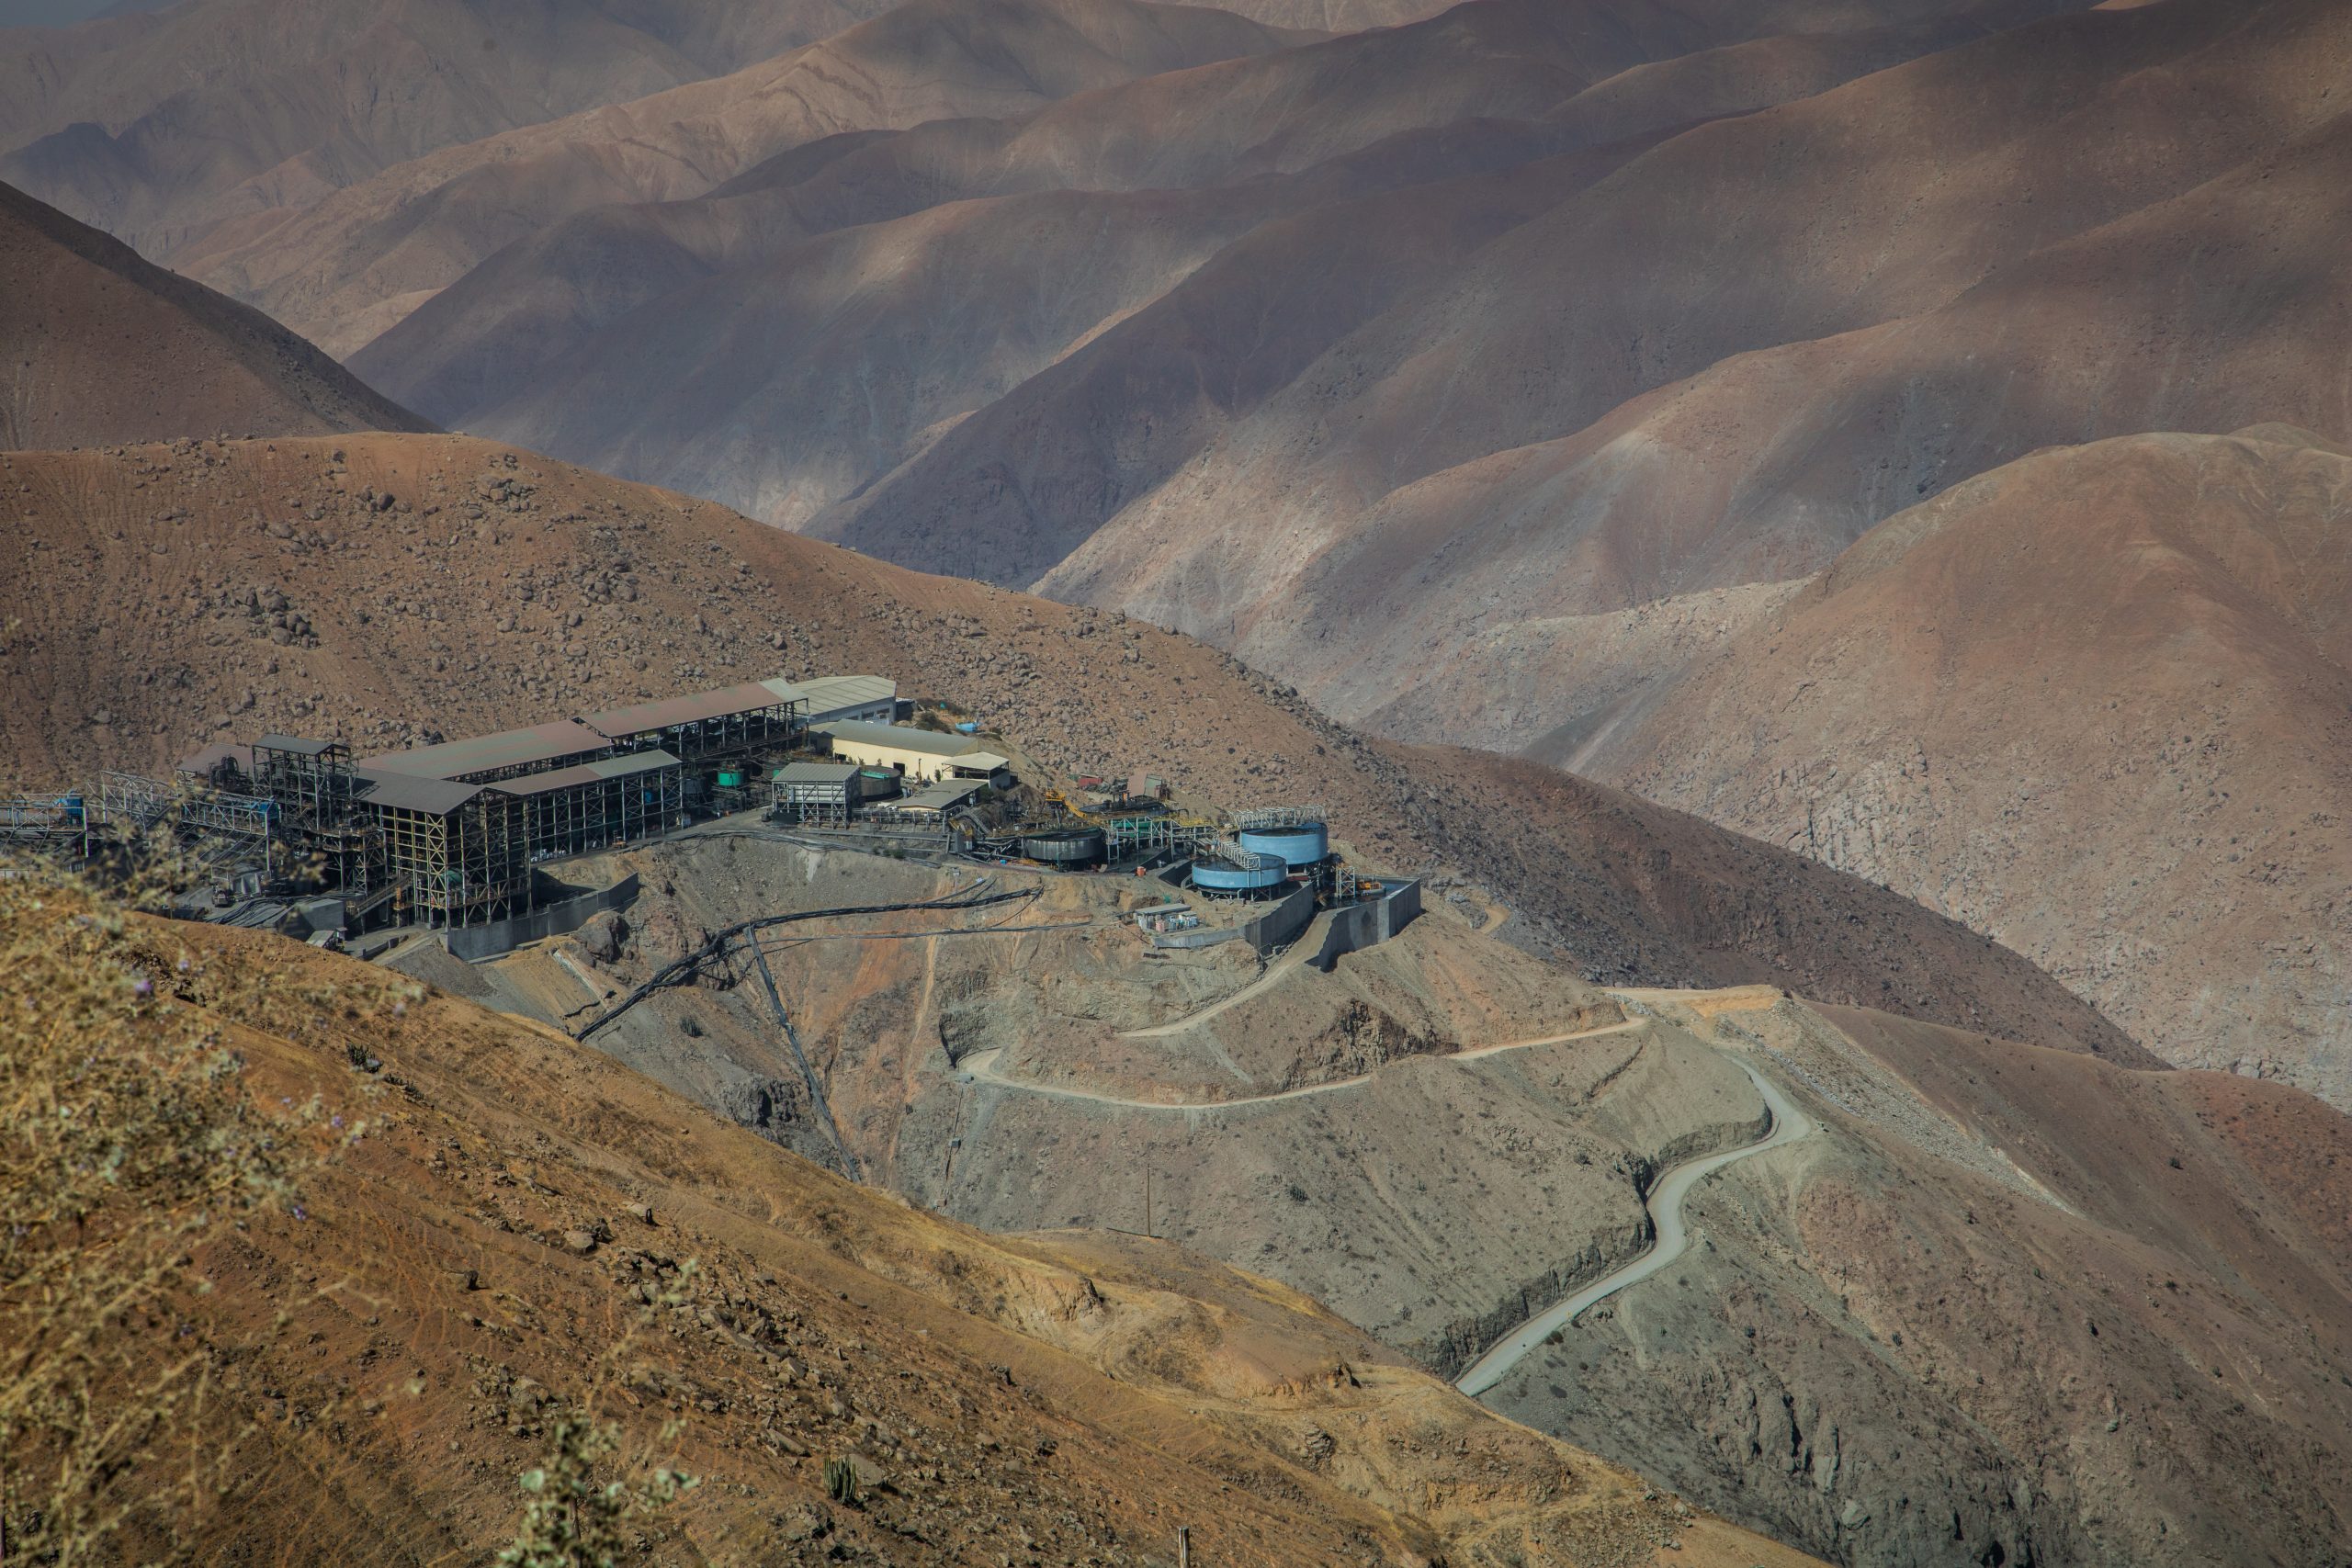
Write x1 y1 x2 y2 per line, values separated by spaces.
1238 823 1328 870
1189 853 1287 896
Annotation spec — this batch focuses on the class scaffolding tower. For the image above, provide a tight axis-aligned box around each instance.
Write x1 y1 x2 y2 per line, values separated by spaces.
252 736 370 893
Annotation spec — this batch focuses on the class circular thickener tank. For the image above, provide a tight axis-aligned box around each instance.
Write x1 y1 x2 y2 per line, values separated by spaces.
1020 827 1106 867
1189 853 1287 897
1238 823 1328 870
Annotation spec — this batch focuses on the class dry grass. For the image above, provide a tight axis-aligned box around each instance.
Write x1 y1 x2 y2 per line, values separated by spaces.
0 853 355 1562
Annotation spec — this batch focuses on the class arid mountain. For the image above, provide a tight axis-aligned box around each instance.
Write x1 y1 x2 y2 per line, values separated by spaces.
1569 429 2352 1110
344 0 2068 500
0 0 912 258
5 872 1825 1567
0 179 426 446
177 0 1313 356
8 435 2351 1566
0 432 2137 1064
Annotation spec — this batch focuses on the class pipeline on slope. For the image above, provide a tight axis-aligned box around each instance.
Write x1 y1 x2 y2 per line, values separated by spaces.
571 883 1033 1042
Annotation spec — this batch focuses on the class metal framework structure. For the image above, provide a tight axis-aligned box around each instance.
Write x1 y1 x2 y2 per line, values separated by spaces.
374 791 517 928
506 755 684 866
253 737 369 892
585 687 807 767
96 771 276 848
1 793 87 850
1234 803 1328 831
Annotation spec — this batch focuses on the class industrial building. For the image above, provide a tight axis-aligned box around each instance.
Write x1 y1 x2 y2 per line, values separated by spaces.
91 672 911 931
773 761 900 824
767 675 897 727
819 721 1012 786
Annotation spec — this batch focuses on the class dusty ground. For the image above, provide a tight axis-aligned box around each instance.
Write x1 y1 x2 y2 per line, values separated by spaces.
1484 993 2352 1568
434 831 2352 1568
0 180 425 449
18 871 1820 1568
1587 429 2352 1109
0 431 2141 1065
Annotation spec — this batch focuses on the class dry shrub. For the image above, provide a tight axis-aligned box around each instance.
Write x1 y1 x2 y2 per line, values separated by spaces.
0 856 355 1562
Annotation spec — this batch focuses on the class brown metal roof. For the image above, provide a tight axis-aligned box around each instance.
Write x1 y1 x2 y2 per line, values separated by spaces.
175 741 254 777
496 750 682 797
581 682 797 739
359 719 608 781
356 771 483 816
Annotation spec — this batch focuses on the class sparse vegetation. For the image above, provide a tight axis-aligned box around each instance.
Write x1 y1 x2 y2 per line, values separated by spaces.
497 1412 697 1568
824 1456 859 1507
0 856 354 1562
497 1259 700 1566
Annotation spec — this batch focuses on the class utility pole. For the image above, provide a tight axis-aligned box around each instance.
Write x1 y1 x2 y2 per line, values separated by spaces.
1178 1524 1191 1567
1145 1167 1154 1239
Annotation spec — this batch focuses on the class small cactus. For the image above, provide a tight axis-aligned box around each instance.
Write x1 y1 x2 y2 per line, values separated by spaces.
825 1456 858 1506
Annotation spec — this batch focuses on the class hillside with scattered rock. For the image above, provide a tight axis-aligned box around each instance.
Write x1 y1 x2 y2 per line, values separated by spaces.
1 866 1824 1567
1581 428 2352 1110
0 430 2139 1066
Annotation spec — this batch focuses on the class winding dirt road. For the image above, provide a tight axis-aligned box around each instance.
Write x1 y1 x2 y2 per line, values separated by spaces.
1455 1054 1814 1398
956 1017 1643 1112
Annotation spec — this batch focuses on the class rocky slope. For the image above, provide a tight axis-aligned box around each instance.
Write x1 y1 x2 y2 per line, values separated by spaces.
5 867 1824 1567
1482 990 2352 1568
401 829 2352 1568
175 0 1313 356
0 0 912 260
344 0 2066 502
0 179 427 447
0 431 2137 1063
1574 428 2352 1110
8 434 2348 1567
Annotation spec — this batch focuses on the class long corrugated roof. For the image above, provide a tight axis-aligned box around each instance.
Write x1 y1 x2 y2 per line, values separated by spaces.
499 750 683 797
356 771 483 816
820 720 980 759
765 674 896 717
361 719 608 781
582 682 797 739
255 734 338 756
899 779 986 811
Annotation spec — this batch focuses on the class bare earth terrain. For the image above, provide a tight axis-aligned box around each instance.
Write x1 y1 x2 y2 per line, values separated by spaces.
0 431 2137 1060
0 180 427 447
10 873 1824 1567
2 428 2343 1564
1581 428 2352 1110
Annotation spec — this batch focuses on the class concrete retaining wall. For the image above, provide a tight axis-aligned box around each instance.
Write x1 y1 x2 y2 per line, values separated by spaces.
1145 882 1317 954
446 874 640 962
1306 878 1421 972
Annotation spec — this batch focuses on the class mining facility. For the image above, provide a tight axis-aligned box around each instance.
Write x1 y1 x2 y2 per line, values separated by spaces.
5 671 1411 957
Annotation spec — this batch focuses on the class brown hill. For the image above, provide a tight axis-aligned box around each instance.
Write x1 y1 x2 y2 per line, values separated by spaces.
1576 429 2352 1109
0 0 914 259
2 867 1824 1567
0 430 2138 1066
437 832 2352 1566
343 0 2063 518
13 434 2352 1568
1021 0 2348 641
179 0 1311 356
0 179 426 447
1480 991 2352 1568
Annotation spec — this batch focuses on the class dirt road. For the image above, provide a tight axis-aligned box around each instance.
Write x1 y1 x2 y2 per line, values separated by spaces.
956 1018 1644 1112
1454 1053 1815 1397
